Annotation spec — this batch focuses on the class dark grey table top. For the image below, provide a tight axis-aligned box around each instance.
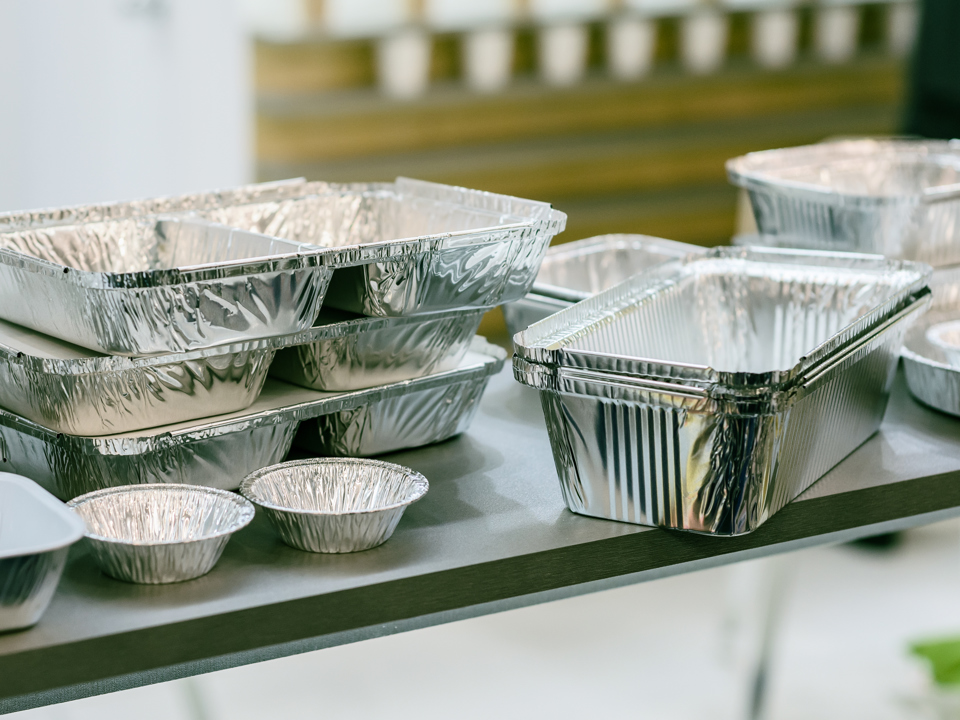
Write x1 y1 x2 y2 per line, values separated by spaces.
2 366 959 714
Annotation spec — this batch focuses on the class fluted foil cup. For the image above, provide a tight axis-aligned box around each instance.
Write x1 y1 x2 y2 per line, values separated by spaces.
240 458 428 553
67 484 255 584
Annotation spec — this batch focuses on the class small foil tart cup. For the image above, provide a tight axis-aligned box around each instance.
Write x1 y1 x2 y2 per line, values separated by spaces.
66 484 255 584
927 320 960 367
240 458 428 553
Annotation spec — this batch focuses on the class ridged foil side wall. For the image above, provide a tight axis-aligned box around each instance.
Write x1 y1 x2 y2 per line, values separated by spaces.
537 330 905 535
0 350 275 436
295 377 490 456
261 506 406 553
0 421 299 500
0 547 68 631
84 534 232 584
270 311 482 392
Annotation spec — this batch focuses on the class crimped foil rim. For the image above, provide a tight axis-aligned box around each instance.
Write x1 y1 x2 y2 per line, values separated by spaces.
66 483 255 547
726 139 960 206
239 458 429 517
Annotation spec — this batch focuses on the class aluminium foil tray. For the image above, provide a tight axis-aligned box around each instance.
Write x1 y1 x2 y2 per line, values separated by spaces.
902 301 960 417
0 338 505 500
0 217 331 356
727 139 960 267
503 234 704 338
514 246 931 535
0 474 84 632
270 306 487 392
194 177 567 317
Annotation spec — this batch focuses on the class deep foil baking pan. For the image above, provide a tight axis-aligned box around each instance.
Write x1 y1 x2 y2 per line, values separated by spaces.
727 139 960 267
0 473 84 632
0 338 504 500
0 318 284 436
503 234 704 337
269 307 485 391
0 217 331 355
902 306 960 417
515 247 930 535
195 177 567 317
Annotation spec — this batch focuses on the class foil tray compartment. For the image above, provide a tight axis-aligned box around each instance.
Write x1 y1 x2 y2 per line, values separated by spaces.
241 458 428 553
727 139 960 267
0 474 84 632
503 234 705 338
515 247 931 535
0 319 282 436
196 177 567 317
0 217 332 356
902 307 960 417
67 484 255 584
0 339 504 500
270 307 486 391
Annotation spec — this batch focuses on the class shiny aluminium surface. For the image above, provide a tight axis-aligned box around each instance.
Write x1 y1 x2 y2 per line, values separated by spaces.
0 475 84 632
903 306 960 417
196 177 567 317
0 340 505 500
0 217 332 355
67 485 255 585
241 458 428 553
727 139 960 266
502 235 704 337
514 247 931 535
270 307 485 391
0 319 279 436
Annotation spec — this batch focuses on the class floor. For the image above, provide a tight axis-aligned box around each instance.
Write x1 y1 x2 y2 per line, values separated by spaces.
14 520 960 720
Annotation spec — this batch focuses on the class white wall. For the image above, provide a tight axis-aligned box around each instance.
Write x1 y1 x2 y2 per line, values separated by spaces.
0 0 252 213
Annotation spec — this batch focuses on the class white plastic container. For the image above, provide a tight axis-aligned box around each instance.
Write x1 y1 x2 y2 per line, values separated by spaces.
377 27 433 99
607 15 658 80
815 3 861 64
531 0 605 87
0 474 84 631
887 1 918 57
681 8 729 74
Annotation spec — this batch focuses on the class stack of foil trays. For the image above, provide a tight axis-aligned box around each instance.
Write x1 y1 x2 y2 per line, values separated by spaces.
502 234 705 338
514 247 930 536
0 179 563 499
727 139 960 420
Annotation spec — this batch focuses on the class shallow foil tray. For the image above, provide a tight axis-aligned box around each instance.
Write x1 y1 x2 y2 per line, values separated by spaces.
902 306 960 417
192 177 567 317
0 216 332 356
727 138 960 266
0 318 288 436
0 338 505 500
270 306 487 391
503 234 705 337
514 246 931 535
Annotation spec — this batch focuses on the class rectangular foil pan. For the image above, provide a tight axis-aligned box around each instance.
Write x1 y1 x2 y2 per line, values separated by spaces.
0 318 283 437
727 139 960 266
194 177 567 317
0 338 504 500
503 234 705 337
0 217 331 356
514 247 930 535
270 307 486 391
902 305 960 418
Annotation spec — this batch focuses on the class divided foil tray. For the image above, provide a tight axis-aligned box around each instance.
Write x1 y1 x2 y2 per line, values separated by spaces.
727 139 960 267
503 234 704 338
0 339 505 500
514 247 931 536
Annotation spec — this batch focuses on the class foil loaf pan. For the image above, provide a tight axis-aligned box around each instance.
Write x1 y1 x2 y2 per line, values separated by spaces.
269 307 486 391
0 473 84 631
515 247 930 536
0 338 505 500
195 177 567 317
727 139 960 267
0 217 331 355
902 301 960 418
0 318 281 436
503 234 704 337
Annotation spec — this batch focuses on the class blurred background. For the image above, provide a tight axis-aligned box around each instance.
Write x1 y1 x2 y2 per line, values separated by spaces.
4 1 959 718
